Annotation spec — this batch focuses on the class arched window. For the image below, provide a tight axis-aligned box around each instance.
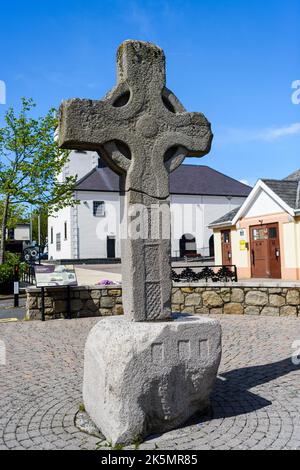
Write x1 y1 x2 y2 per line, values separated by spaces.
179 234 196 258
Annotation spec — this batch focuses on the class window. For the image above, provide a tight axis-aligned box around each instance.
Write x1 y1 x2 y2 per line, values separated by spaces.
50 227 53 244
269 227 277 239
64 222 67 240
252 228 268 240
56 233 61 252
222 231 230 244
93 201 105 217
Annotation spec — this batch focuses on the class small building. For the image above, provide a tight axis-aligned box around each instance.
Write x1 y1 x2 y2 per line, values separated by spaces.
48 151 251 261
209 170 300 280
6 223 30 254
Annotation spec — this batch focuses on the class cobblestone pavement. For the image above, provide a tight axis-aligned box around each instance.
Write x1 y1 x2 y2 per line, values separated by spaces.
0 315 299 450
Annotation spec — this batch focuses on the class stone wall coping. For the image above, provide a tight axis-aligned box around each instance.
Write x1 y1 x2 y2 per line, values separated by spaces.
26 281 300 320
26 284 122 293
172 281 300 288
26 281 300 294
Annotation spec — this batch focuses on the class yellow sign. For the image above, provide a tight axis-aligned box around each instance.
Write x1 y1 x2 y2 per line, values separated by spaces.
240 240 246 251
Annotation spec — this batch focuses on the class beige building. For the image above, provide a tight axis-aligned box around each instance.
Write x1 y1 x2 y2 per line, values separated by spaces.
209 170 300 280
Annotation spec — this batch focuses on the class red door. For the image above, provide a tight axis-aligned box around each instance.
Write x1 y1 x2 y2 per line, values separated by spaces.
221 230 232 265
267 224 281 278
250 223 281 278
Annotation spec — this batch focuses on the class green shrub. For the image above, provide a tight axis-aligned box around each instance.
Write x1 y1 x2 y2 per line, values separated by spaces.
0 252 26 287
0 263 14 285
4 251 21 266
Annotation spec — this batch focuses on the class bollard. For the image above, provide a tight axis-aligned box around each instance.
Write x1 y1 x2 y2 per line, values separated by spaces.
14 265 20 307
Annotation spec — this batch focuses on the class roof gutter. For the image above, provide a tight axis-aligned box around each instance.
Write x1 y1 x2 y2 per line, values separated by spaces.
208 221 234 229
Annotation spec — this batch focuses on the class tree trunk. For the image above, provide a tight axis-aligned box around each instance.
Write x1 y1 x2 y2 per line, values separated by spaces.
0 196 9 264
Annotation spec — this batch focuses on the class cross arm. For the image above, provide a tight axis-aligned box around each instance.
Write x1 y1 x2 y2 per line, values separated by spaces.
59 98 132 173
171 112 213 157
156 112 213 173
59 98 109 151
182 112 213 156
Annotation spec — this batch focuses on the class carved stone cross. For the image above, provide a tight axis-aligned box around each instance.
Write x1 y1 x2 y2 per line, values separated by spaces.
59 40 212 321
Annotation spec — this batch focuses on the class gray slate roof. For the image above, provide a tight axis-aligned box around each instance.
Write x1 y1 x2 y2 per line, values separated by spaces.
76 164 252 197
208 207 240 227
209 172 300 227
284 169 300 181
261 179 300 210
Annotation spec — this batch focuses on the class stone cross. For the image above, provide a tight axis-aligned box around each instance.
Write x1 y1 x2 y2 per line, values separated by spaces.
59 40 212 321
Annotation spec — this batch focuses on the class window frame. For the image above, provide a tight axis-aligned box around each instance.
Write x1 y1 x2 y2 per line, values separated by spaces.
56 233 61 252
93 201 105 217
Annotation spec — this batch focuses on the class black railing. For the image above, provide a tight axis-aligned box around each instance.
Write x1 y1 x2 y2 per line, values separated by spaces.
21 263 36 285
172 264 238 283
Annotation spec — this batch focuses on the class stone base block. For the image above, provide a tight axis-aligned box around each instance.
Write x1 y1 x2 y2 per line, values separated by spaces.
83 314 222 445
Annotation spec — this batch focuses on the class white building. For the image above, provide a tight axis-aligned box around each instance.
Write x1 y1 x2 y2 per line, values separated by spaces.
48 151 251 261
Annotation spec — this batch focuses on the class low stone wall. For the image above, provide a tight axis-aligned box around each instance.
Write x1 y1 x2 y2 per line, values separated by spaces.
172 283 300 316
26 286 124 320
26 282 300 320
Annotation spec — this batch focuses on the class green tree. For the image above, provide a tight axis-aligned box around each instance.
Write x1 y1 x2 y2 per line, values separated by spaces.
31 208 48 247
0 199 29 232
0 97 77 264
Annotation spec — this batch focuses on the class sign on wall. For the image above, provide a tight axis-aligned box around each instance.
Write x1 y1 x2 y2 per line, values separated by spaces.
239 240 247 251
34 265 77 287
239 229 247 251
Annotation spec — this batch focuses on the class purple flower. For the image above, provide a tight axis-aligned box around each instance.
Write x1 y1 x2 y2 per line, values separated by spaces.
96 279 115 285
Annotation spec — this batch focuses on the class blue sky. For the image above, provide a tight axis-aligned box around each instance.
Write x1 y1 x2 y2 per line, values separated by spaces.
0 0 299 186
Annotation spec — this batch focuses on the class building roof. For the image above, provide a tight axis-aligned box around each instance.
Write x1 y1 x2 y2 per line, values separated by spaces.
209 172 300 228
208 207 241 227
75 163 252 197
261 179 300 210
284 169 300 181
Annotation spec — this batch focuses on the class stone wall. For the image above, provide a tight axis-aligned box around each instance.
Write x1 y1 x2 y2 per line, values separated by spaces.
172 284 300 316
26 286 124 320
26 282 300 320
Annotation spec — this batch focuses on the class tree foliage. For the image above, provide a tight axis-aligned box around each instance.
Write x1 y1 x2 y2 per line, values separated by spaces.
0 97 76 211
0 199 29 230
0 97 78 263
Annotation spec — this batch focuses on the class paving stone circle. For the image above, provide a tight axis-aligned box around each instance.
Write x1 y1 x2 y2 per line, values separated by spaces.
0 315 299 450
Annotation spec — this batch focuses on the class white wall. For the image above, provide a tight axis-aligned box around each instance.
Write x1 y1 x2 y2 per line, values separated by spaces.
14 225 30 241
170 194 246 257
48 206 72 260
245 189 284 218
76 191 121 259
49 191 247 260
57 150 98 183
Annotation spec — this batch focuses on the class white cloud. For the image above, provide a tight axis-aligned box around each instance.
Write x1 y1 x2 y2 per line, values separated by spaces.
0 80 6 105
262 123 300 141
216 123 300 146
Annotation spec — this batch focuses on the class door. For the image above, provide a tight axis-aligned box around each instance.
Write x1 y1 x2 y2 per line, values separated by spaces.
268 224 281 278
250 226 268 277
106 236 116 258
221 230 232 265
250 223 281 278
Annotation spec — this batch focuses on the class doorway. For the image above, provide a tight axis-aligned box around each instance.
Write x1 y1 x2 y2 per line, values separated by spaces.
179 234 197 258
221 230 232 265
250 223 281 278
209 234 215 258
106 236 116 258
